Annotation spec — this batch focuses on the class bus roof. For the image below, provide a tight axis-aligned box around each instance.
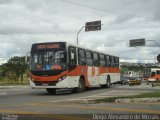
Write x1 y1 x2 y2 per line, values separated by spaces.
31 41 119 58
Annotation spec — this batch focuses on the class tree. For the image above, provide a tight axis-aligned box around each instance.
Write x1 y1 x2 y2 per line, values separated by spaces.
2 56 28 83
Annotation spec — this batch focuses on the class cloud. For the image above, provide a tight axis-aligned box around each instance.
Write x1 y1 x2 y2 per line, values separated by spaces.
0 0 160 64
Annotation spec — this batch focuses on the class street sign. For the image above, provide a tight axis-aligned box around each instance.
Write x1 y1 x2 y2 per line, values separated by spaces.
157 54 160 62
129 38 145 47
85 20 101 32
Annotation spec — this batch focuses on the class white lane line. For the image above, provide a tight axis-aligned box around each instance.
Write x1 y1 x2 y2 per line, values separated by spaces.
78 90 115 99
108 90 150 93
50 90 115 103
50 89 151 103
0 92 7 96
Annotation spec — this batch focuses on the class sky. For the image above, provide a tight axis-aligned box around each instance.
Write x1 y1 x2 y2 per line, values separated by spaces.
0 0 160 65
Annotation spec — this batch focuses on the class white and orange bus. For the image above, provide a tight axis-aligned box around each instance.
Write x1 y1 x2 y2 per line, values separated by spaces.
29 42 120 93
147 68 160 82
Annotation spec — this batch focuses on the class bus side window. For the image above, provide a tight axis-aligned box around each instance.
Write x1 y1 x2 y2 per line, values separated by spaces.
151 72 156 77
111 56 115 67
100 54 105 67
86 51 93 66
156 70 160 75
115 57 119 68
78 49 86 65
68 46 77 69
106 55 111 67
93 52 99 67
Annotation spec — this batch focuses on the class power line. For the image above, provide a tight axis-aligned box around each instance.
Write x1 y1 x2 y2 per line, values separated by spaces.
61 0 158 21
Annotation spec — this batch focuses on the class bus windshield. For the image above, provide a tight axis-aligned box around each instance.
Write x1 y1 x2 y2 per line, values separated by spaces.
151 72 156 77
31 50 66 71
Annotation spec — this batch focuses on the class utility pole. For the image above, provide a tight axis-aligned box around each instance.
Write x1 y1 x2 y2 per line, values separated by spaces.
76 26 85 45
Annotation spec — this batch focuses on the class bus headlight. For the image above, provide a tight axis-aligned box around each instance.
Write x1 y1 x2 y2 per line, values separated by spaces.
58 75 67 82
58 78 62 81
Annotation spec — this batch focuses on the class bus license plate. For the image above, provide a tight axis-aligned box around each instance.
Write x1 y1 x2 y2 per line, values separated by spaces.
42 83 48 86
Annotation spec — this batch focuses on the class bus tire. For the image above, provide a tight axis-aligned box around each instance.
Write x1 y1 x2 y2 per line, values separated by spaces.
46 88 56 94
75 77 85 93
156 78 159 82
106 76 111 88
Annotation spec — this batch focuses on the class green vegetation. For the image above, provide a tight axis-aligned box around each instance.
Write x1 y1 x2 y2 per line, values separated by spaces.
0 56 29 86
94 91 160 103
121 65 160 74
121 65 145 73
0 73 29 86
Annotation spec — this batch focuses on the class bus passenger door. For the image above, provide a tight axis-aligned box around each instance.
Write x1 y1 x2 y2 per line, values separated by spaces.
68 46 77 71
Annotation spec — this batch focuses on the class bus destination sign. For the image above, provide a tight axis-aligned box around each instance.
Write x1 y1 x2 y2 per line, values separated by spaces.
36 44 60 49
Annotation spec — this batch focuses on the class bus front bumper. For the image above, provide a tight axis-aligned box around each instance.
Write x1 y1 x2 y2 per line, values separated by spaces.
148 78 156 82
30 80 69 89
30 76 79 89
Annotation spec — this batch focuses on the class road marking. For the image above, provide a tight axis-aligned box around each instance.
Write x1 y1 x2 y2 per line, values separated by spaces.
0 92 7 96
49 89 149 102
0 109 41 114
0 103 159 115
0 89 152 105
18 103 160 114
50 90 115 102
76 105 160 114
38 114 91 120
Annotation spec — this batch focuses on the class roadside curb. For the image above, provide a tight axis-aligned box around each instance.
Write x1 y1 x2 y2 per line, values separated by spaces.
80 97 160 104
115 97 160 103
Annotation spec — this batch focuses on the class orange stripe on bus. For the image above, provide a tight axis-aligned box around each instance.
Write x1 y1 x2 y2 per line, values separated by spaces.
99 67 120 75
67 66 90 87
32 70 68 82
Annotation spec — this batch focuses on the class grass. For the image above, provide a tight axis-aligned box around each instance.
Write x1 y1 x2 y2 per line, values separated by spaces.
94 91 160 103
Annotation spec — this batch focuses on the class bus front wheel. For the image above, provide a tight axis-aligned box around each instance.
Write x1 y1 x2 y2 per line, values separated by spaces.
75 78 85 93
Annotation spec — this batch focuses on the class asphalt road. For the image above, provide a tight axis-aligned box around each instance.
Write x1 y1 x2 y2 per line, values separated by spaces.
0 82 160 120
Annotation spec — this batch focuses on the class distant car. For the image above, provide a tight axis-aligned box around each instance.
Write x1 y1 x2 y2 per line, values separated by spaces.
121 76 129 85
128 77 142 86
113 76 129 85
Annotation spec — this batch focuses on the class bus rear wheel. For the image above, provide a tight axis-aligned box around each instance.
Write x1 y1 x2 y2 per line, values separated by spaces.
46 88 56 94
106 76 111 88
75 78 85 93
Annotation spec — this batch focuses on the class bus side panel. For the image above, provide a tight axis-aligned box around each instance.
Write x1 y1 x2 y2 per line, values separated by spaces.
67 65 90 87
64 76 79 88
109 73 120 84
87 66 101 86
87 66 120 86
98 67 109 85
99 68 120 85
